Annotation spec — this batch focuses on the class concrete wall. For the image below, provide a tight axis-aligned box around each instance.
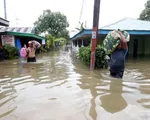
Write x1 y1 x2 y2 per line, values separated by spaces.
97 35 106 44
83 37 91 46
81 35 106 45
144 36 150 55
128 35 145 56
128 37 133 55
128 35 150 57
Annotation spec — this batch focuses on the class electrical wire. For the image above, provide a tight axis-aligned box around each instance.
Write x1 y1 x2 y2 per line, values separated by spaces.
78 0 85 24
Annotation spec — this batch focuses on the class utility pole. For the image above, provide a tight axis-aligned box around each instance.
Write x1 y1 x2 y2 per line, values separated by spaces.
4 0 7 19
90 0 101 70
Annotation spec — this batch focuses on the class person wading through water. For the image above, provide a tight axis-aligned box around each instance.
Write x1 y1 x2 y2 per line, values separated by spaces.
27 41 36 62
110 31 128 78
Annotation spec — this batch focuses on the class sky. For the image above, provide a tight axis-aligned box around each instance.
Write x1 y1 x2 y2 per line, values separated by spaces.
0 0 148 37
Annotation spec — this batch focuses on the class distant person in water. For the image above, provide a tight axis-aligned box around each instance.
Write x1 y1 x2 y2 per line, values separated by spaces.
20 44 27 61
110 31 128 78
27 41 36 62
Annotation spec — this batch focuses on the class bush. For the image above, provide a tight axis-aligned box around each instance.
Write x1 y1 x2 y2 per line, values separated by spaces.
46 34 55 49
95 45 109 68
78 45 108 69
2 45 18 59
54 38 66 46
78 46 91 65
40 46 47 53
46 34 67 50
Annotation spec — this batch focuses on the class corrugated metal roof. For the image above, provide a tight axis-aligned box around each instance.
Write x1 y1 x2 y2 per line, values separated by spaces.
101 18 150 31
0 17 9 26
0 27 33 33
6 31 45 40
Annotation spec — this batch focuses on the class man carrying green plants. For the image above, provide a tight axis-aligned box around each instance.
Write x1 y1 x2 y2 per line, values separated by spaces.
109 31 128 78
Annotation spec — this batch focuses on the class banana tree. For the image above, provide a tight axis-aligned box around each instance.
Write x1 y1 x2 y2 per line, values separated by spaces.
76 22 84 31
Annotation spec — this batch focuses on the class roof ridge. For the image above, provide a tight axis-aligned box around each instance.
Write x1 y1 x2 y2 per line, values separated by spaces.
131 18 150 23
100 17 128 29
0 27 34 33
100 17 150 29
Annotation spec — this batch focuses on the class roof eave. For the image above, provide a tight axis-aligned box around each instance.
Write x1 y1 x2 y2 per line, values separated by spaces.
0 17 9 26
5 31 45 40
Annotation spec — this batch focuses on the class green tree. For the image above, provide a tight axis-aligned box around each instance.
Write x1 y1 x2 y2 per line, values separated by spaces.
139 0 150 20
34 10 69 39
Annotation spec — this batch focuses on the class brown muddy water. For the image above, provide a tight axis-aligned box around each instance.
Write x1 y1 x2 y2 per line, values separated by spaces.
0 48 150 120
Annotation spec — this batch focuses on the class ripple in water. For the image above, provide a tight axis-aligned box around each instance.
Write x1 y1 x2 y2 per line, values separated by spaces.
0 49 150 120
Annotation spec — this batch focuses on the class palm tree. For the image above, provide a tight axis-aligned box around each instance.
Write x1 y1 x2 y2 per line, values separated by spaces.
76 22 84 31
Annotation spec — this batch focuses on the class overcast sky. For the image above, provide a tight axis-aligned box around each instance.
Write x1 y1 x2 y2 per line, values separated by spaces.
0 0 147 36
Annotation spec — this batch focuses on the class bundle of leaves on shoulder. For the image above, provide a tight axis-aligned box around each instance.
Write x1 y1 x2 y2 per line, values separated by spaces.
78 45 108 69
2 45 18 59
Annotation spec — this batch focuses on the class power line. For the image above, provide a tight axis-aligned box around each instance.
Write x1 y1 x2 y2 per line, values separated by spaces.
79 0 85 24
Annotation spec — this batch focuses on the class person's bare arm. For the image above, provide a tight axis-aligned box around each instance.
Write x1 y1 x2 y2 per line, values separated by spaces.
33 43 36 49
118 31 127 49
26 47 29 52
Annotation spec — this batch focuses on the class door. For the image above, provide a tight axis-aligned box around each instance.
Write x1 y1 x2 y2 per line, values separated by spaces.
15 39 22 56
133 39 138 58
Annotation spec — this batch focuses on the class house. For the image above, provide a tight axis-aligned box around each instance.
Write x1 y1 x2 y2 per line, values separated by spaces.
71 18 150 58
0 27 45 51
0 17 9 27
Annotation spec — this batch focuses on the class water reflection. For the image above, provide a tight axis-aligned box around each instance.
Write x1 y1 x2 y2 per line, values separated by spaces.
0 49 150 120
76 71 99 120
100 79 127 113
72 54 150 120
75 68 127 119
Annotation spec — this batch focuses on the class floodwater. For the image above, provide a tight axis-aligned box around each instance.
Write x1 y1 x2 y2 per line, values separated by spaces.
0 47 150 120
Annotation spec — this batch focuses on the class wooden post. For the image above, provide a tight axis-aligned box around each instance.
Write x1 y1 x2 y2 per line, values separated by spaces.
90 0 101 70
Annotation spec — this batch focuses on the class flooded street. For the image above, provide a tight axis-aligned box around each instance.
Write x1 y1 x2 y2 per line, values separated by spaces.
0 48 150 120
